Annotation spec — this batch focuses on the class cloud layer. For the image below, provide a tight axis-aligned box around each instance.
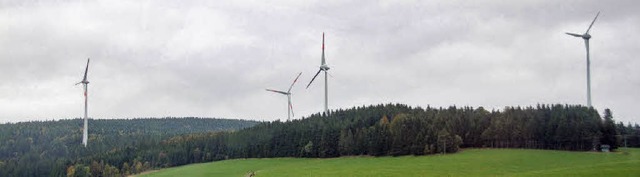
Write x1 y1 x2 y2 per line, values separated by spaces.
1 0 638 123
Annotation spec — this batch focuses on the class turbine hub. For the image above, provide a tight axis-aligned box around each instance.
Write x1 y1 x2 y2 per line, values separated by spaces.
320 65 330 71
582 33 591 40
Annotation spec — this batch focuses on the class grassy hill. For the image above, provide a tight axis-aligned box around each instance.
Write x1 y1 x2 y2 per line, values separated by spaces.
141 148 640 177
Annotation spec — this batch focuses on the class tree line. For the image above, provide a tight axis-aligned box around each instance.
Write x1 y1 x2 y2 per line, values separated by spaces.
67 104 640 177
1 104 638 177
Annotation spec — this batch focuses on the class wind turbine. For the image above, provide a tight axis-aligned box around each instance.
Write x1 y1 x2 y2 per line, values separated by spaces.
566 11 600 108
306 33 330 115
75 58 90 147
266 72 302 120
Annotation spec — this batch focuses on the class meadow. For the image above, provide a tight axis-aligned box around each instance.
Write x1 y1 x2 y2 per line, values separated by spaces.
140 148 640 177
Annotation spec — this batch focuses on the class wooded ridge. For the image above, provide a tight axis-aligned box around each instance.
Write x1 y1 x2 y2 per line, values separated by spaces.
1 104 638 177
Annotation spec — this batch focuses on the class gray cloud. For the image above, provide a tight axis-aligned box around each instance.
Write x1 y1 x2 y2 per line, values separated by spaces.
1 0 638 124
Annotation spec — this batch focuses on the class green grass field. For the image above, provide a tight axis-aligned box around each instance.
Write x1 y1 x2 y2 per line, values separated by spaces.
140 148 640 177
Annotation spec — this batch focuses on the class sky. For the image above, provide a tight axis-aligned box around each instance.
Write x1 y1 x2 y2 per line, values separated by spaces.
1 0 638 124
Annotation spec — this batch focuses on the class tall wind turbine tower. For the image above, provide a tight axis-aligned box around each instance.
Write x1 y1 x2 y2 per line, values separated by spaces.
266 72 302 120
76 58 90 147
307 33 331 115
566 12 600 108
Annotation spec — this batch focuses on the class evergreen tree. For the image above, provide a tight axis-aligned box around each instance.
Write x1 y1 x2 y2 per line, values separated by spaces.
600 109 618 150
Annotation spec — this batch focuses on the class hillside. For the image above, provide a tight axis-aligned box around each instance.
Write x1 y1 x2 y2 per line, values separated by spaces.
74 104 639 177
1 104 639 177
0 118 259 177
141 148 640 177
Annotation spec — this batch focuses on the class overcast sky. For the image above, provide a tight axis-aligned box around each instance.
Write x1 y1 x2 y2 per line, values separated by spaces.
1 0 638 124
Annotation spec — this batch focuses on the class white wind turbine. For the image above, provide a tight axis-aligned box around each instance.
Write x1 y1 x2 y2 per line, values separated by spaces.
306 33 330 115
75 58 90 147
566 11 600 108
266 72 302 120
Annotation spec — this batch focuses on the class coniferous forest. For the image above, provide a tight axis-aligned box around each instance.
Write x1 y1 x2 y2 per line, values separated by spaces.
1 104 639 177
0 118 259 177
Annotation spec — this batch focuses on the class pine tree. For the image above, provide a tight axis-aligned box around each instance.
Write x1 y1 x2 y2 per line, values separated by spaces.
600 109 618 150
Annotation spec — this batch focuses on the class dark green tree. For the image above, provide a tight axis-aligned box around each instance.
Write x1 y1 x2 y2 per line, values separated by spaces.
600 109 618 150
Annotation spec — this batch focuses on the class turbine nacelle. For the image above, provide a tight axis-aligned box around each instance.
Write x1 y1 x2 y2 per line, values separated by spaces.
565 32 591 40
320 64 330 71
75 81 89 85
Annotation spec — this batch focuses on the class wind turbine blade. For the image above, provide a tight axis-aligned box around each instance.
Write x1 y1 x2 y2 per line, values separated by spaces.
288 97 294 118
321 33 326 66
322 33 325 51
565 32 582 37
266 89 288 95
83 58 90 82
287 72 302 93
586 11 600 34
306 69 322 89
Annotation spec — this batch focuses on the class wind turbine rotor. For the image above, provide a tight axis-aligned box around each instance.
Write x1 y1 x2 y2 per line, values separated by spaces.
267 72 302 119
76 58 91 85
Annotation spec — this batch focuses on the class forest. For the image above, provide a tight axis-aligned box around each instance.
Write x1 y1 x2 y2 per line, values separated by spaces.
0 118 259 177
1 104 639 177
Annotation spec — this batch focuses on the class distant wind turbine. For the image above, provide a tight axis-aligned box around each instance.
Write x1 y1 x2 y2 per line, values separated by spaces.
566 11 600 108
306 33 331 115
266 72 302 120
75 58 90 147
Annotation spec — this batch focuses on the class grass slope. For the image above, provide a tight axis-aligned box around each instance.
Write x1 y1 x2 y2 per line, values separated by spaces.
141 148 640 177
